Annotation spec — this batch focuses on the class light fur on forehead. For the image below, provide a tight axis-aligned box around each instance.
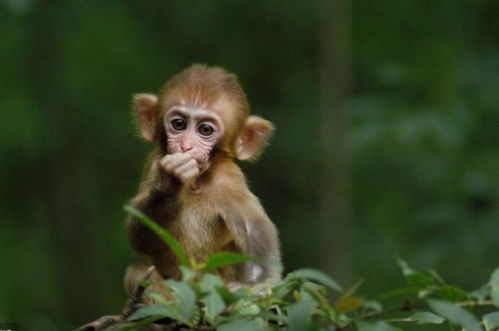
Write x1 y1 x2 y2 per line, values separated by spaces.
155 64 256 156
158 64 249 114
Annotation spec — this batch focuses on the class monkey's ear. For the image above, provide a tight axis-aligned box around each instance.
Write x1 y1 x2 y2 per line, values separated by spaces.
133 93 158 142
237 115 274 161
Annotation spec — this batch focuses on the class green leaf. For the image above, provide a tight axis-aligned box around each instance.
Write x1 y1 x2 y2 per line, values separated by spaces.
200 273 225 289
397 258 415 276
427 270 445 284
483 311 499 330
362 300 383 313
180 266 196 282
216 285 242 305
258 311 285 324
146 292 170 305
409 311 444 324
490 268 499 286
355 321 395 331
127 304 177 321
378 286 421 300
434 285 469 302
336 295 364 313
286 299 319 331
493 287 499 309
396 259 442 288
299 289 316 303
406 271 438 288
201 291 225 323
164 279 197 321
428 299 481 331
273 277 300 299
299 282 336 317
236 303 261 316
342 278 365 298
219 320 269 331
124 205 188 265
302 281 327 296
204 252 251 271
491 268 499 308
200 274 226 323
291 268 343 292
470 285 490 301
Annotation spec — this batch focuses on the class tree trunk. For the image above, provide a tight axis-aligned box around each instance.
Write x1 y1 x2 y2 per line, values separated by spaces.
317 0 352 286
26 2 104 325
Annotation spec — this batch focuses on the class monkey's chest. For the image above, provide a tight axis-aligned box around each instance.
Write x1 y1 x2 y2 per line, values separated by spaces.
168 205 231 260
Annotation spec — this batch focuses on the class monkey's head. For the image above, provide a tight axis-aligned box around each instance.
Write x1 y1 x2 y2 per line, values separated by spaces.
133 64 274 166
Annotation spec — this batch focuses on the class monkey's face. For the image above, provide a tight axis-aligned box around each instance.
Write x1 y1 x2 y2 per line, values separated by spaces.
164 105 225 168
133 65 272 163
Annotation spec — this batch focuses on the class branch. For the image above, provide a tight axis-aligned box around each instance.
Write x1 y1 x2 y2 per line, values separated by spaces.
75 267 156 331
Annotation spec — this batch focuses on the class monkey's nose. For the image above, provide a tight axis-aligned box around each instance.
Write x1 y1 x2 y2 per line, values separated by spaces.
181 144 193 152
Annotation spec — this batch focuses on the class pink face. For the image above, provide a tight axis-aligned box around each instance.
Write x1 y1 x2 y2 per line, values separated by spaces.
164 106 225 166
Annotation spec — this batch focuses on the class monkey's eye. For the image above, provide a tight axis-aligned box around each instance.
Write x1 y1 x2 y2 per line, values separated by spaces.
171 118 187 131
198 123 215 136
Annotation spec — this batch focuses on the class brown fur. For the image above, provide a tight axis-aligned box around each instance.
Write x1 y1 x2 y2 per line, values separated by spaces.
126 64 281 295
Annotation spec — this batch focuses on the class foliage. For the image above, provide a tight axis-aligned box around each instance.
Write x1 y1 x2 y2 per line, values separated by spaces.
124 206 499 330
1 2 499 329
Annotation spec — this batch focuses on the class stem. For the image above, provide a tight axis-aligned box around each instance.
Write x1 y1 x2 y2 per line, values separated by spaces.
457 300 493 307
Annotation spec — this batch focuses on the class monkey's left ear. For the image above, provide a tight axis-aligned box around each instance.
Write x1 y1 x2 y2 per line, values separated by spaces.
237 115 274 161
133 93 158 142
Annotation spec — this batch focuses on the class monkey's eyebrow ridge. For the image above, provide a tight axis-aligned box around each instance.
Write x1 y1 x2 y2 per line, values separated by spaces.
167 106 214 119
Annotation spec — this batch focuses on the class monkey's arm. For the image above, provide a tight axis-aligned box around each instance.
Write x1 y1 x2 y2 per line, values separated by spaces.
221 194 282 285
127 159 181 255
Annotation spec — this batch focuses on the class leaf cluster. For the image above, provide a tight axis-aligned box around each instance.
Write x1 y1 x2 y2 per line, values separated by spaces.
124 206 499 330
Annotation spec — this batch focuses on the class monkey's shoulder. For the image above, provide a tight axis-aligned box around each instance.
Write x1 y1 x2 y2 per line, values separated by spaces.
184 161 266 218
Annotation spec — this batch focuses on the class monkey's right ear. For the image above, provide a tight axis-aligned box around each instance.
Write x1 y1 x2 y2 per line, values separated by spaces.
133 93 158 142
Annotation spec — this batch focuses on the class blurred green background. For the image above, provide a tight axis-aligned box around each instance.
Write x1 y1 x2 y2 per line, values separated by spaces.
1 1 498 330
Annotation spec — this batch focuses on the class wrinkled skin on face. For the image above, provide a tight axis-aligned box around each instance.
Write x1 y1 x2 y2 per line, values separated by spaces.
162 105 225 183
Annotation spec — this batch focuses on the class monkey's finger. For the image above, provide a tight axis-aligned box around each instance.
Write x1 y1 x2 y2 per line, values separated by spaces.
161 153 191 167
185 149 202 159
161 154 194 172
172 159 198 178
175 160 199 183
179 168 200 184
187 150 209 165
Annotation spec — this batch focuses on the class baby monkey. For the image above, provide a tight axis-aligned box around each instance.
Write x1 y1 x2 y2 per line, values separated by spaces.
126 64 281 292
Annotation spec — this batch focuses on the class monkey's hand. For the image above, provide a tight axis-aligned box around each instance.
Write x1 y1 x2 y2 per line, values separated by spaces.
159 152 202 184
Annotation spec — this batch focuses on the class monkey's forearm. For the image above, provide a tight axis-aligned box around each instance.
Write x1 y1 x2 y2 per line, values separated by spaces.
244 248 281 284
128 176 181 255
241 223 281 284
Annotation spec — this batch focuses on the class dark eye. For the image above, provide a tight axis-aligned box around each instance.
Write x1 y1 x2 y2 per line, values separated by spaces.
198 123 214 136
171 118 186 131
